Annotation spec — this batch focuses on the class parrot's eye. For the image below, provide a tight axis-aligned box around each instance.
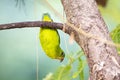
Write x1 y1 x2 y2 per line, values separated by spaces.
61 52 65 57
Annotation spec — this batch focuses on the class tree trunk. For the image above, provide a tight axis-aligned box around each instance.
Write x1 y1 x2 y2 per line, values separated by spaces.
61 0 120 80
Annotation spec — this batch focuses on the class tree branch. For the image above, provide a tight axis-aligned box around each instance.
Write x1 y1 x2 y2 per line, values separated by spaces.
62 0 120 80
0 21 63 30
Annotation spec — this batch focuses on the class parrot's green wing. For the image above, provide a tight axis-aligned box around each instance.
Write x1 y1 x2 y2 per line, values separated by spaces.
39 13 65 62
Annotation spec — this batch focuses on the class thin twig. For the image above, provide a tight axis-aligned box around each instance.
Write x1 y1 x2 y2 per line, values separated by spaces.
0 21 63 30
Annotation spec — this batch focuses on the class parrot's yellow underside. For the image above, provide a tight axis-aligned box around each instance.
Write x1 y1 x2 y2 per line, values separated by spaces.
39 13 65 61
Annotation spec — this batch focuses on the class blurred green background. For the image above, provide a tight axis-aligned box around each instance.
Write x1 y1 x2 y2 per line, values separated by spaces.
0 0 120 80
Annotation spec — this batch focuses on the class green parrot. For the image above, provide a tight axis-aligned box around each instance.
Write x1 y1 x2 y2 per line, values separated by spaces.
39 13 65 62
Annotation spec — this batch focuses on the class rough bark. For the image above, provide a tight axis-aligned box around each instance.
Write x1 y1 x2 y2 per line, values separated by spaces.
61 0 120 80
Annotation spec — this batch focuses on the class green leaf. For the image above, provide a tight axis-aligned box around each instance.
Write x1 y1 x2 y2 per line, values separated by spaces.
43 73 54 80
52 64 72 80
72 58 86 80
110 24 120 52
79 59 86 80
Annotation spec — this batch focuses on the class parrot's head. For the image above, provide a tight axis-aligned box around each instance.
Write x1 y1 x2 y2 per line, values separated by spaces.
42 13 53 21
56 49 65 62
